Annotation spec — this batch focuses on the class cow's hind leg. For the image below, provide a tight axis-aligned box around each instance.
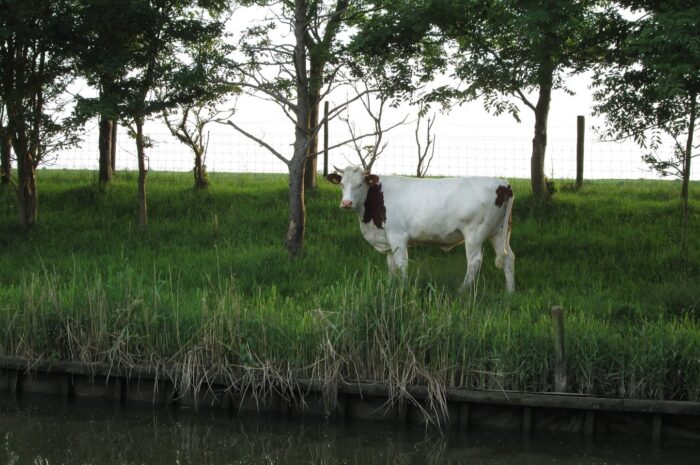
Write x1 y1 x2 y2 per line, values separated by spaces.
489 234 515 293
503 251 515 293
459 239 483 292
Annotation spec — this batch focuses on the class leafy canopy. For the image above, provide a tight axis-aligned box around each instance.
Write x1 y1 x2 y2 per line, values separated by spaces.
593 1 700 150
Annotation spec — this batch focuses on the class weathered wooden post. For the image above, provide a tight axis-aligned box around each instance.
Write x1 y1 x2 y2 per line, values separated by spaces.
323 101 329 177
551 306 567 392
576 115 585 189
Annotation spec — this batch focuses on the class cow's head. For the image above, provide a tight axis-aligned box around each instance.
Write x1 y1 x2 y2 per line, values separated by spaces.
326 165 380 210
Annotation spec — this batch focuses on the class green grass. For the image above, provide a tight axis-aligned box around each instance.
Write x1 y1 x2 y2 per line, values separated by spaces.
1 170 699 408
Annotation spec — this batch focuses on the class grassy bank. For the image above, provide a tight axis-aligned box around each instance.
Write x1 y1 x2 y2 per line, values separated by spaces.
1 170 699 409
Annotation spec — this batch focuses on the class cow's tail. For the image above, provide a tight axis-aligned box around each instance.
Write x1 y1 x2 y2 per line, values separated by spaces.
494 190 514 269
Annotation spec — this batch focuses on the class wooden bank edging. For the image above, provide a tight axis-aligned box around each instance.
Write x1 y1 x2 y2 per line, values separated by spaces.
2 356 699 441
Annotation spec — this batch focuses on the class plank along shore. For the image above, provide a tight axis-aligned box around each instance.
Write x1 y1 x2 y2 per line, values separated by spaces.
1 356 699 441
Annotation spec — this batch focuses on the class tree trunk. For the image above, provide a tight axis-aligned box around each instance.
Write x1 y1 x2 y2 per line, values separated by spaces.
0 127 11 185
7 112 37 229
680 91 696 253
303 98 319 191
302 36 322 192
135 118 148 230
286 0 311 256
111 119 117 173
98 116 113 183
16 147 37 230
303 0 347 191
304 0 349 190
286 154 306 255
194 148 208 189
531 65 554 201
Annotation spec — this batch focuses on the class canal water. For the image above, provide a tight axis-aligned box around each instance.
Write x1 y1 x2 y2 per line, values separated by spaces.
1 395 698 465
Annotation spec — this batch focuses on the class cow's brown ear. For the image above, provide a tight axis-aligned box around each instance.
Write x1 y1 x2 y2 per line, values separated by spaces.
326 173 342 184
365 174 380 186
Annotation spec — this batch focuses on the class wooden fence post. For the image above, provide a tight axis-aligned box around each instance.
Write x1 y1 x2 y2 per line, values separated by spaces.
576 115 585 188
551 306 567 392
323 101 329 177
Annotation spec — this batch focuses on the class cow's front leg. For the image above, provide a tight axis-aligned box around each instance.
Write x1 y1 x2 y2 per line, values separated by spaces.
386 253 398 274
386 236 409 278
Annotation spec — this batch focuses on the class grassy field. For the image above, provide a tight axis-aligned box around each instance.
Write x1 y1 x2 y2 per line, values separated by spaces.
1 170 699 408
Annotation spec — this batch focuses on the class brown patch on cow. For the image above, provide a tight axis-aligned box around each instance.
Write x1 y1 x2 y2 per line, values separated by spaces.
326 173 342 184
495 185 513 207
363 184 386 229
365 174 380 186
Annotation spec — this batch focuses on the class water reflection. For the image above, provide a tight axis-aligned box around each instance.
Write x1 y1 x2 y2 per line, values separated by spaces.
0 395 697 465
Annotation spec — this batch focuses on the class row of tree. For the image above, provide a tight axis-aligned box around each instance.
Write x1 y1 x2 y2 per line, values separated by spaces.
1 0 697 254
0 0 230 231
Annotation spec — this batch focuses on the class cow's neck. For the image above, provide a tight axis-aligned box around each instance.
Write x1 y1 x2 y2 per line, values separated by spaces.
359 184 386 229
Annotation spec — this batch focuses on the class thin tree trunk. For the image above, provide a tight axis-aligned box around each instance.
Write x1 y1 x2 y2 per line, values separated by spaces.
302 0 348 191
0 127 11 185
4 23 41 229
135 118 148 230
193 148 208 189
4 92 36 231
98 116 113 183
531 65 554 201
286 154 306 255
110 118 117 173
680 91 696 253
303 100 319 190
16 147 37 230
286 0 311 256
14 49 44 229
97 82 114 183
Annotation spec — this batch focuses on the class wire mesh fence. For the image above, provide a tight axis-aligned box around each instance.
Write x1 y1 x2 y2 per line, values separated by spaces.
43 121 698 181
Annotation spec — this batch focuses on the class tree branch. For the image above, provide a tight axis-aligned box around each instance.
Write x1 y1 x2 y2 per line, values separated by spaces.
306 117 407 158
514 89 536 112
219 119 290 166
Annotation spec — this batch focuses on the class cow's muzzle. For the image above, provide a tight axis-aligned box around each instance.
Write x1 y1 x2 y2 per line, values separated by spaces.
340 199 353 209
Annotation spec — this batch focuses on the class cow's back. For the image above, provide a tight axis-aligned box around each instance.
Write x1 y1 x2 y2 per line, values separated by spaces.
379 175 508 245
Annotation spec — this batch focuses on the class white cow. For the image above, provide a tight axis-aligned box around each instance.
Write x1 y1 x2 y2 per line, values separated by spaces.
326 165 515 292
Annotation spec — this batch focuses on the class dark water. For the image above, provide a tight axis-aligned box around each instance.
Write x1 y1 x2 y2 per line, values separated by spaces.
1 396 698 465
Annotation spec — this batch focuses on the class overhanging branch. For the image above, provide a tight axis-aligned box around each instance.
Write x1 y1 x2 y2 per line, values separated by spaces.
219 120 290 166
306 117 407 159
